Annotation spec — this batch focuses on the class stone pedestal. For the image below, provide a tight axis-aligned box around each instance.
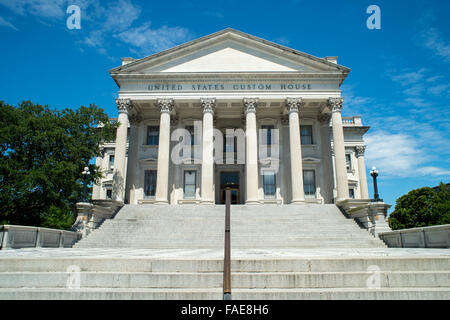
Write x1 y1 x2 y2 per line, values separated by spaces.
73 202 94 238
339 199 391 237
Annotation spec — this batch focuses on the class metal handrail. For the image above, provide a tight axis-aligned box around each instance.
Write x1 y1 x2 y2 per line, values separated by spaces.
223 188 231 300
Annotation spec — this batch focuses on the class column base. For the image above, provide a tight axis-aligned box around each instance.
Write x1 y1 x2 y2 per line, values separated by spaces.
200 200 215 205
245 199 260 205
291 198 306 204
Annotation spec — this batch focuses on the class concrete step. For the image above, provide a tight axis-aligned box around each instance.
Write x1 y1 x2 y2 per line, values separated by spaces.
0 287 222 300
231 288 450 300
1 287 448 300
1 257 448 273
0 271 448 289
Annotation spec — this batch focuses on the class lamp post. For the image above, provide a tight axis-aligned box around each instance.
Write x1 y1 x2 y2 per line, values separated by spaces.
370 166 382 202
82 166 90 203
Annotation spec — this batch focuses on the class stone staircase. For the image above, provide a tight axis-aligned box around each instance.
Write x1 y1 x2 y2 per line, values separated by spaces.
1 204 449 299
0 253 449 299
74 204 386 249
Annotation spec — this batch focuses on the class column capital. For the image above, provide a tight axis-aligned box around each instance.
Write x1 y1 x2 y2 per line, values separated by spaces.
200 98 216 115
355 145 366 157
317 113 331 125
116 98 134 114
285 97 304 114
157 98 174 114
328 97 344 113
243 98 258 114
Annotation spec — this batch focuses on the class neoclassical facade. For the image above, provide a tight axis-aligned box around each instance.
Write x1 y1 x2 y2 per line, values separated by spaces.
92 29 370 205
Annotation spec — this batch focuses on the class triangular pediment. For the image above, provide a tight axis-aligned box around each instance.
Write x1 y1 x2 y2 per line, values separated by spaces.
144 40 311 73
111 29 350 76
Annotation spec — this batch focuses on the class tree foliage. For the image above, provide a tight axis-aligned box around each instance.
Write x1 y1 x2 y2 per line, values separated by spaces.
388 182 450 230
0 101 117 229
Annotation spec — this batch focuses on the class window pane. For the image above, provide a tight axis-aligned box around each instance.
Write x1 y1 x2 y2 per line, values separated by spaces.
263 172 276 197
301 125 313 145
261 125 274 145
185 126 195 145
349 189 355 199
144 170 157 197
109 155 115 170
184 171 196 198
147 126 159 145
346 154 352 169
303 170 316 197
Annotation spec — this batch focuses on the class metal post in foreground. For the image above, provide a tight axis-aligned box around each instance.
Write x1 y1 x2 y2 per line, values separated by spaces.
223 187 231 300
82 166 90 203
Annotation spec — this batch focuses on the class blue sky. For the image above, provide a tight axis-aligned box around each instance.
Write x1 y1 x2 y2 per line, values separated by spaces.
0 0 449 211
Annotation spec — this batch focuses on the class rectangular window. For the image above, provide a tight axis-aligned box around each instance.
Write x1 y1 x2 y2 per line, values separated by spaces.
349 188 355 199
144 170 157 197
106 189 112 200
147 126 159 145
346 154 352 171
185 126 195 146
261 125 274 145
108 155 115 171
183 170 196 199
224 134 237 153
300 125 313 145
303 170 316 198
263 171 276 198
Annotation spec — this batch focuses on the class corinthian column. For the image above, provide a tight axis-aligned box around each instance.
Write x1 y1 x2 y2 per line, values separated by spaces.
244 98 259 204
318 113 333 203
200 98 215 204
328 97 349 201
286 98 305 204
112 98 133 202
154 98 173 204
356 145 369 199
125 114 142 204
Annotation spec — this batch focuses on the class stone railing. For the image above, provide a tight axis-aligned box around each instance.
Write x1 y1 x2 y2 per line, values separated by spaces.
72 200 123 238
341 116 363 126
338 199 392 237
0 225 80 250
379 224 450 248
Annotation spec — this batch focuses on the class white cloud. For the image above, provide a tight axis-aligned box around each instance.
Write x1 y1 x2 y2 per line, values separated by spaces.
0 0 68 19
419 27 450 63
116 23 192 55
427 83 450 96
365 131 449 178
0 16 18 30
405 97 432 108
390 68 427 86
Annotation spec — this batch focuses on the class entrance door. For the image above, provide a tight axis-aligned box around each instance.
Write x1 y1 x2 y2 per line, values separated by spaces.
220 172 240 204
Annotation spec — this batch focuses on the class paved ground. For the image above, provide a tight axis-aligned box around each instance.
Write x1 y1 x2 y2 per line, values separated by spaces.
1 247 449 259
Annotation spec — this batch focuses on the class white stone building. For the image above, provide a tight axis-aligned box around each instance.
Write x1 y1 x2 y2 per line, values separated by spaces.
92 29 370 205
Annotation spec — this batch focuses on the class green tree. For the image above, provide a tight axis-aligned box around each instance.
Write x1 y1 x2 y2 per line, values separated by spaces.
0 101 117 230
388 182 450 230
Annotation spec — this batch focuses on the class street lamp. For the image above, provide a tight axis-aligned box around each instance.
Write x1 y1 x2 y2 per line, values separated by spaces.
370 166 382 202
81 166 90 203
